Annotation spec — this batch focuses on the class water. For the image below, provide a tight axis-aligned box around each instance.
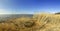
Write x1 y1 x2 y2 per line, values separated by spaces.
0 14 33 21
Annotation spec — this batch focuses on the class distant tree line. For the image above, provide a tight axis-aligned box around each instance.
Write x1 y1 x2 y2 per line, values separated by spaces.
55 12 60 14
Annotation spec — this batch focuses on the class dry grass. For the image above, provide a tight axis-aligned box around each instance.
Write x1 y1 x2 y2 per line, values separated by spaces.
33 13 60 31
0 13 60 31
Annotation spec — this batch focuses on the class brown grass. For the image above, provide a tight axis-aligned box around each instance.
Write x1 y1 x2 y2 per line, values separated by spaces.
0 13 60 31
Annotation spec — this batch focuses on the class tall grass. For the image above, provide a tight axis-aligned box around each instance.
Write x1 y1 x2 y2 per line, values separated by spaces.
33 13 60 31
0 13 60 31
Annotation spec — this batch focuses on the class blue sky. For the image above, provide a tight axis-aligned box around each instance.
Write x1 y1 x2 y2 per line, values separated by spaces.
0 0 60 14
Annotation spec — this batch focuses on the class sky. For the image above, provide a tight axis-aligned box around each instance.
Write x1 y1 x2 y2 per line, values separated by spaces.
0 0 60 14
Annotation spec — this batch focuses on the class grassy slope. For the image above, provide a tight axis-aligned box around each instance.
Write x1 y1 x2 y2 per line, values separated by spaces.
0 14 60 31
